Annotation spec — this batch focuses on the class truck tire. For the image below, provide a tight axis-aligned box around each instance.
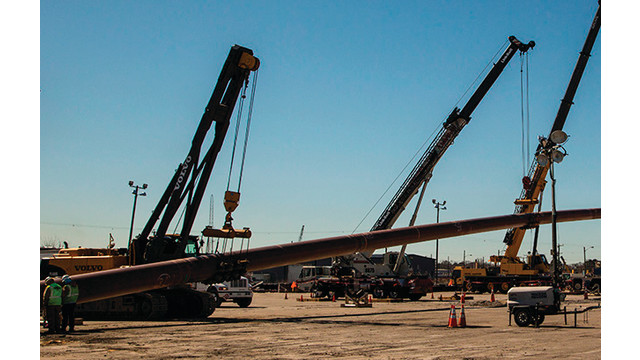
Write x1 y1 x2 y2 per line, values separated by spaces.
465 281 474 293
572 281 583 292
513 309 531 327
499 282 510 294
372 288 385 299
588 282 600 294
235 298 252 308
206 286 223 307
388 289 400 299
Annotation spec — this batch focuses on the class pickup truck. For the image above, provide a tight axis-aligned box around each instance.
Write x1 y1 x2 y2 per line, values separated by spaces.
207 276 253 308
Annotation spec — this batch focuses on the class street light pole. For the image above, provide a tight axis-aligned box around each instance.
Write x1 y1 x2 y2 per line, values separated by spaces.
463 251 472 268
432 199 446 283
128 181 148 247
583 246 594 275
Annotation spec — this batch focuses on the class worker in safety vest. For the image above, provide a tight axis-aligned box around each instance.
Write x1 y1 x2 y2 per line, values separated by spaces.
42 277 62 334
61 274 79 332
291 281 297 292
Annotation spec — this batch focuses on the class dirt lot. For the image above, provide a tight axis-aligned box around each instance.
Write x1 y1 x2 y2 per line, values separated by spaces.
40 292 600 359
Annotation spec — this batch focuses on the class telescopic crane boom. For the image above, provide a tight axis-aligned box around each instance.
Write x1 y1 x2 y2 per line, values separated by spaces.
371 36 535 235
494 4 600 273
131 45 259 265
333 36 534 276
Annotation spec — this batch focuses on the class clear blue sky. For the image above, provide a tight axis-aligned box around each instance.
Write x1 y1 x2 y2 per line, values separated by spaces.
38 0 602 264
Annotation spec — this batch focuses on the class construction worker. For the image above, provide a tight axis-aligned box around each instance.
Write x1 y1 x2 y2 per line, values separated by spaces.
61 274 79 333
291 281 297 292
42 277 62 334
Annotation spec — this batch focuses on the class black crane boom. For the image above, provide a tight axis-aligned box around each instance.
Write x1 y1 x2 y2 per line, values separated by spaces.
131 45 259 265
371 36 535 232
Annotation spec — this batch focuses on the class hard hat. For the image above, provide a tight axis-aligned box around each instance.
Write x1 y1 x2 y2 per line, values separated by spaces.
45 277 54 285
62 275 71 284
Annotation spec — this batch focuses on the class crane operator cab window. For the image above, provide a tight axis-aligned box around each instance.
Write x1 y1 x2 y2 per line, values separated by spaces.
531 254 549 266
183 236 201 257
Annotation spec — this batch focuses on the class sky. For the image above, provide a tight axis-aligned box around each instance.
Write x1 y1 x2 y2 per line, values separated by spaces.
35 0 604 265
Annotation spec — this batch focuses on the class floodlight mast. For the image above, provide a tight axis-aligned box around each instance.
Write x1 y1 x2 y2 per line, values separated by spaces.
500 3 600 268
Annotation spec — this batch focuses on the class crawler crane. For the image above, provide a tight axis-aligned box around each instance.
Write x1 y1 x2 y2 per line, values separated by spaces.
40 45 260 319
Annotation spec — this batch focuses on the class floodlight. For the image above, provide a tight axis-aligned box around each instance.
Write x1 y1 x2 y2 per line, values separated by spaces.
536 154 549 167
550 130 568 144
551 149 565 163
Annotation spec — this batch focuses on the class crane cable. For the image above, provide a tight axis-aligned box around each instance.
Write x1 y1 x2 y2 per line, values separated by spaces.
226 70 259 193
226 80 248 191
453 39 509 110
238 69 259 191
520 52 531 177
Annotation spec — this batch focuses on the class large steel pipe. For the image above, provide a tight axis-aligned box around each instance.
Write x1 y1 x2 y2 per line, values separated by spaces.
41 208 599 304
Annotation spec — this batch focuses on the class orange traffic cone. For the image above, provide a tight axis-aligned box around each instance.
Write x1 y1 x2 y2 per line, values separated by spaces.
448 305 458 328
459 305 467 327
284 292 288 300
439 294 443 301
300 295 303 301
332 294 336 302
584 290 588 300
369 295 373 303
490 288 495 303
431 291 434 299
461 292 465 304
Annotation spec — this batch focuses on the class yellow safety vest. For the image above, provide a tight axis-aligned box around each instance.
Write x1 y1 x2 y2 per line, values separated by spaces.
46 283 62 306
63 284 79 304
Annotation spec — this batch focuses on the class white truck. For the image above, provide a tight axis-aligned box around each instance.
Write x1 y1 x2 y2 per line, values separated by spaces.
206 276 253 308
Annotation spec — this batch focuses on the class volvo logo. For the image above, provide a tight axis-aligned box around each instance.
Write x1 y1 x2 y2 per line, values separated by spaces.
74 265 103 272
174 156 192 190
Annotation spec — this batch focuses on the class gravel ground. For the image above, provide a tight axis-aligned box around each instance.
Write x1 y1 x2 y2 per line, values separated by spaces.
40 291 601 359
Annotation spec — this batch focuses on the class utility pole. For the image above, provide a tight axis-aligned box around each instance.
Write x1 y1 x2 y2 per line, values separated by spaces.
583 246 594 275
432 199 446 283
128 181 147 247
463 250 472 268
